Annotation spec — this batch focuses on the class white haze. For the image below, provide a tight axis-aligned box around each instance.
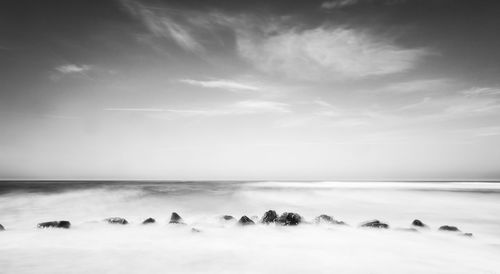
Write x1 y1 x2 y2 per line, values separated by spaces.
0 181 499 273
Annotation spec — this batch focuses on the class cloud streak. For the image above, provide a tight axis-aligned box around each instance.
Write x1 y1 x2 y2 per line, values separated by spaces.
179 79 261 92
55 64 91 74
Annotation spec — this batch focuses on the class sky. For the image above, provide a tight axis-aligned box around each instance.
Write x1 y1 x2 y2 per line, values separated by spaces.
1 0 500 180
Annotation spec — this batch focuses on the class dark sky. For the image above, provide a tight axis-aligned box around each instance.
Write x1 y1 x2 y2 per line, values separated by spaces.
1 0 500 180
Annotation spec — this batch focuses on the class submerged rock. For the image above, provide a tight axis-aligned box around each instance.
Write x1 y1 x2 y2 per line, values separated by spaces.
412 219 426 227
314 214 346 225
360 220 389 229
261 210 278 224
222 215 235 221
439 225 460 232
169 212 184 224
37 220 71 229
105 217 128 225
462 232 473 237
238 215 255 225
191 228 201 233
142 217 156 224
0 224 4 231
277 212 302 226
395 227 418 232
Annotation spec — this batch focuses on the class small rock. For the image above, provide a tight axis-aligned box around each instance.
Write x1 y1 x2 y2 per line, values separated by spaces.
142 217 156 224
261 210 278 224
169 212 184 224
191 228 201 233
222 215 235 221
277 212 302 226
360 220 389 229
105 217 128 225
37 220 71 229
462 233 473 237
238 215 255 225
314 214 346 225
412 219 426 227
0 224 4 231
439 225 460 232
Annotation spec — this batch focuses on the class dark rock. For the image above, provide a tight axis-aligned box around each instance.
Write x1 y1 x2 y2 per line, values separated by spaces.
314 214 346 225
142 217 156 224
222 215 235 221
261 210 278 224
360 220 389 229
0 224 4 231
462 233 473 237
439 225 460 232
277 212 302 226
169 212 184 224
238 215 255 225
105 217 128 225
191 228 201 233
412 219 426 227
37 220 71 229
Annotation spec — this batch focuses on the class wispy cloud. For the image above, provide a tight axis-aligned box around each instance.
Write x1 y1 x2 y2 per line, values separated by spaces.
321 0 359 9
55 64 91 74
462 87 500 97
237 26 430 80
179 79 261 92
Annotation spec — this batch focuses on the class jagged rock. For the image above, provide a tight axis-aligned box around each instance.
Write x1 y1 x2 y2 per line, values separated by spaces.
314 214 346 225
412 219 426 227
191 228 201 233
277 212 302 226
0 224 4 231
360 220 389 229
261 210 278 224
169 212 184 224
142 217 156 224
105 217 128 225
222 215 235 221
462 232 473 237
238 215 255 225
37 220 71 229
439 225 460 232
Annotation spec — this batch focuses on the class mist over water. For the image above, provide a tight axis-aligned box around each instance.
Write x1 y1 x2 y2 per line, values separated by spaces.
1 181 499 274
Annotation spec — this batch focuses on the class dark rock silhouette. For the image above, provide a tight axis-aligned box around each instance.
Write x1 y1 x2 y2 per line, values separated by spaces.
360 220 389 229
412 219 426 227
191 228 201 233
314 214 346 225
238 215 255 225
142 217 156 224
37 220 71 229
222 215 235 221
439 225 460 232
0 224 4 231
261 210 278 224
277 212 302 226
169 212 184 224
105 217 128 225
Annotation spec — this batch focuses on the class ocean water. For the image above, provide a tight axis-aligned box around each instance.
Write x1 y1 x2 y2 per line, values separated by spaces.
0 181 499 274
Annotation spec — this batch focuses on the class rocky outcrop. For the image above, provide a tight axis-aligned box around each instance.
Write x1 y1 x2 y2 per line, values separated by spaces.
222 215 235 221
412 219 426 227
142 217 156 224
360 220 389 229
314 214 346 225
0 224 4 231
238 215 255 225
37 220 71 229
439 225 460 232
105 217 128 225
261 210 278 224
169 212 184 224
277 212 302 226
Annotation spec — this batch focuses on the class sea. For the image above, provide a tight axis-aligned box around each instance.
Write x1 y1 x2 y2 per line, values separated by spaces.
0 181 499 274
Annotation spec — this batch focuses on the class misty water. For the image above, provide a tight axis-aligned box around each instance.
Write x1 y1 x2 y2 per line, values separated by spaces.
0 181 499 273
